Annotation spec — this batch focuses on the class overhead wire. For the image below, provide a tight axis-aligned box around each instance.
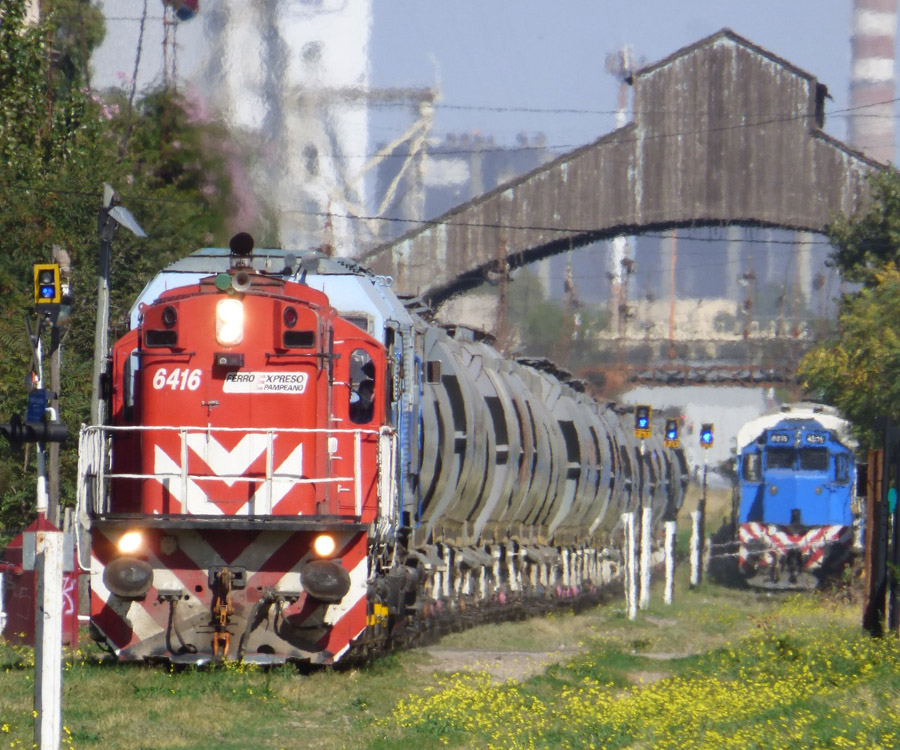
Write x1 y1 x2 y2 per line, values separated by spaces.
0 178 852 250
339 97 900 158
4 79 899 247
373 96 900 118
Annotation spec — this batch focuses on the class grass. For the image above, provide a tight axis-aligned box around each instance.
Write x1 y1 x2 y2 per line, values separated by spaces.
0 567 892 749
373 586 898 749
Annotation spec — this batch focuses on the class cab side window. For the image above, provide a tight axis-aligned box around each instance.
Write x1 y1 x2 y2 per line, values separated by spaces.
742 452 761 482
349 348 375 424
835 454 850 483
123 349 139 421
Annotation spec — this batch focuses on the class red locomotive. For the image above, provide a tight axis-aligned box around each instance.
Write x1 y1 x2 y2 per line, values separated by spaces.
81 235 388 663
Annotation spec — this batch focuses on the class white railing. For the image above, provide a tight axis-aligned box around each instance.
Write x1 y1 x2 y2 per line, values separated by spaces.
77 423 396 519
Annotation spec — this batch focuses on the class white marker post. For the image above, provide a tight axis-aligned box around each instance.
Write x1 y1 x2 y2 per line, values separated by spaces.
639 506 652 610
28 329 64 750
690 510 701 588
622 511 637 620
664 520 677 605
0 570 6 634
34 530 63 750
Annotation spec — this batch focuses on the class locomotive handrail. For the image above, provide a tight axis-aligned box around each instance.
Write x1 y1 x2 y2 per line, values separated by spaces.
77 423 396 518
136 351 197 358
80 424 382 435
95 472 351 484
264 351 334 360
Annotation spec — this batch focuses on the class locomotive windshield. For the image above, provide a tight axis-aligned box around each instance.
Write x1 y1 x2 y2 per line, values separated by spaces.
742 452 761 481
798 447 829 471
765 447 795 469
763 446 831 472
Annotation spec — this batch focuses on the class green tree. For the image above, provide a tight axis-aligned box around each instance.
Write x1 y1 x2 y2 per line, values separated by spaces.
827 166 900 285
798 167 900 449
799 264 900 449
503 268 567 358
0 1 233 544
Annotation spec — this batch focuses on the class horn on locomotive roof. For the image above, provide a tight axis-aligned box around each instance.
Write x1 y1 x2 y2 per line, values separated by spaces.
229 232 254 269
231 271 252 293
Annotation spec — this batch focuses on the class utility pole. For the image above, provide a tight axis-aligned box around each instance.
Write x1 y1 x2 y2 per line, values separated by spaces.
886 421 900 633
666 230 678 360
90 184 146 427
605 45 636 363
863 447 888 636
495 231 509 352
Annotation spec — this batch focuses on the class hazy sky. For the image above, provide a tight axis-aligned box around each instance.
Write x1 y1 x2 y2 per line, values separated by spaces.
368 1 860 153
93 1 888 158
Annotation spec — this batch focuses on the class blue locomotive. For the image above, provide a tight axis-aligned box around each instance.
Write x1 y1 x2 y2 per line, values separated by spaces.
734 403 859 589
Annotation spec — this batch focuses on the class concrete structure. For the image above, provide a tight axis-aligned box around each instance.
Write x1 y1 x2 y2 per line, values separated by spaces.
364 29 882 306
195 0 372 253
375 132 554 239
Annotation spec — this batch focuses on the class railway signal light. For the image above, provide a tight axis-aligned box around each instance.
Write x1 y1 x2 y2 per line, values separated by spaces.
700 423 714 448
0 414 69 445
634 405 652 439
664 418 680 448
34 263 61 305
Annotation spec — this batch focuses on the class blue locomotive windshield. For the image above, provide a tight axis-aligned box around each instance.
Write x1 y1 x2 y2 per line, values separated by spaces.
798 447 828 471
766 447 794 469
764 446 829 472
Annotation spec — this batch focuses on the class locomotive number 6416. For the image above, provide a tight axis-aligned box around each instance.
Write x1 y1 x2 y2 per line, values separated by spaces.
151 367 202 390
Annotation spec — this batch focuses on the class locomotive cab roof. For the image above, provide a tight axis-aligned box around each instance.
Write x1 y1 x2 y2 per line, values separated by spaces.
129 241 414 338
736 402 856 453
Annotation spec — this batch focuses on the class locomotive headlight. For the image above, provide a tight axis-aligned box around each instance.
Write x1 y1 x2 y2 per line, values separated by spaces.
313 533 337 558
117 530 144 554
216 298 244 346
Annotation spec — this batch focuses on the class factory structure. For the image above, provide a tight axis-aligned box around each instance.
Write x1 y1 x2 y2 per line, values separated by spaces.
191 0 373 252
94 0 427 255
89 1 896 356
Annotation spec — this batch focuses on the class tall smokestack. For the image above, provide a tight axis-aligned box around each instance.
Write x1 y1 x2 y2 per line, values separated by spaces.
849 0 898 163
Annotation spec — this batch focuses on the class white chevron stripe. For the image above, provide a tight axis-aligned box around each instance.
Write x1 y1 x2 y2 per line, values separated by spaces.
324 556 369 626
185 433 269 488
154 438 305 516
91 533 166 645
154 445 222 515
237 443 305 515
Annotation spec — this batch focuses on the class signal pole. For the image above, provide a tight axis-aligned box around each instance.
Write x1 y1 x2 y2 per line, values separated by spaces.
699 451 708 570
47 246 70 528
30 263 66 750
90 185 146 426
694 423 715 586
633 406 651 611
